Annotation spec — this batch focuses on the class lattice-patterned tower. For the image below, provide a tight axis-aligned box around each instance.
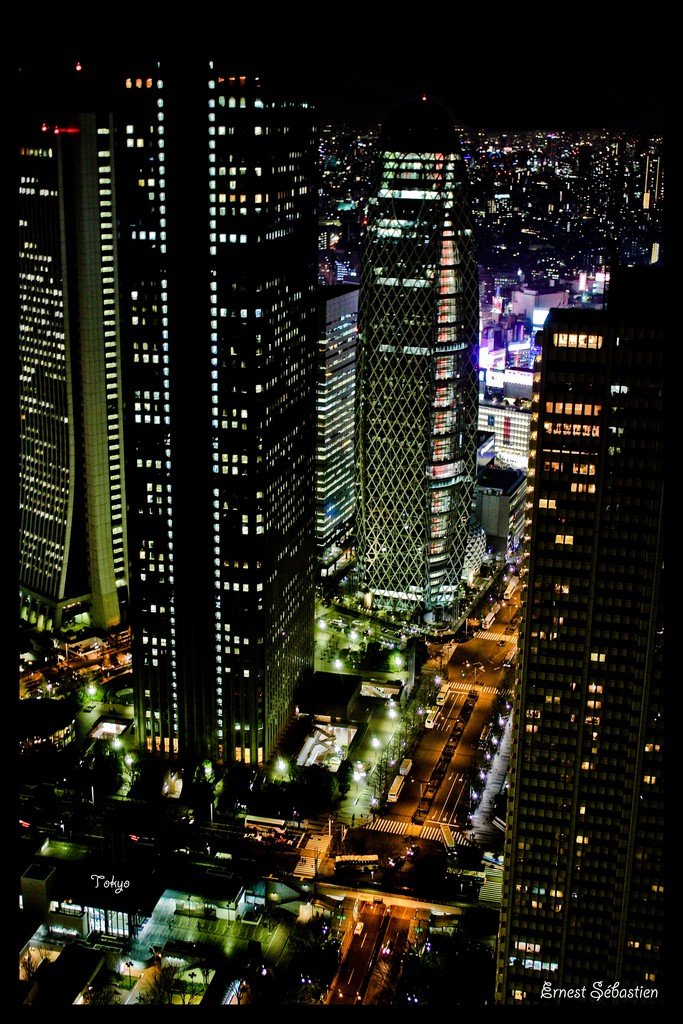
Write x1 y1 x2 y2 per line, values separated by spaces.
355 98 480 622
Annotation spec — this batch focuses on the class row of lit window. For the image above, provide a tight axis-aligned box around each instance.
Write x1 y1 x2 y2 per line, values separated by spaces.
552 332 603 349
545 402 602 416
544 422 601 437
541 460 597 475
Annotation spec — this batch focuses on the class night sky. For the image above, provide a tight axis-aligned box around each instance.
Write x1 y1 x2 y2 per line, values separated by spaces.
12 20 668 135
317 68 667 133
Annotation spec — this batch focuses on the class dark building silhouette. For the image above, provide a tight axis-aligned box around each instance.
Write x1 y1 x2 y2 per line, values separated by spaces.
496 266 664 1003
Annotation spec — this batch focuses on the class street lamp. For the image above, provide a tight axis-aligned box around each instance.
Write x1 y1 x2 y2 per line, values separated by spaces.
465 661 481 686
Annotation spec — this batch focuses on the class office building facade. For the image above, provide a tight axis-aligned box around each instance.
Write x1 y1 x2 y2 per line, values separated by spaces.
18 109 129 633
18 59 317 766
478 397 533 471
475 465 526 557
355 98 480 622
117 63 318 764
316 284 358 580
496 268 664 1003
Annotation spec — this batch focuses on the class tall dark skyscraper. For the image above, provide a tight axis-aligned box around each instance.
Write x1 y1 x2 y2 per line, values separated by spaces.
18 59 318 766
18 107 129 634
117 63 318 765
355 98 480 624
496 266 664 1003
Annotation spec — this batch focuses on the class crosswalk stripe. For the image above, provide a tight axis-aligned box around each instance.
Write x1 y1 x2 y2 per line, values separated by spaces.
448 682 499 695
420 826 441 842
370 818 406 835
367 817 473 847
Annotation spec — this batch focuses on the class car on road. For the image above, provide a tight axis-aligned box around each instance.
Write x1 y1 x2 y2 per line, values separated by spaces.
497 639 506 646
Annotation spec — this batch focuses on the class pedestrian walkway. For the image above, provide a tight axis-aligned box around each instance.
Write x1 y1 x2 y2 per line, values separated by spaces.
448 681 500 696
364 816 473 847
302 833 331 856
468 715 511 848
474 629 517 646
478 869 504 906
292 832 332 878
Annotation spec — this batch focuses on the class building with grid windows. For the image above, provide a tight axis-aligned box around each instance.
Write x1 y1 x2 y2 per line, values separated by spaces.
316 284 358 581
18 59 317 766
18 108 129 633
116 63 318 764
496 266 664 1004
355 98 480 623
478 397 533 471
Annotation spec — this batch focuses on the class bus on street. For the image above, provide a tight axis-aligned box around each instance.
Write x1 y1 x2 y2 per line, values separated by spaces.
441 822 457 854
387 775 405 802
425 706 439 729
334 854 380 872
244 815 286 837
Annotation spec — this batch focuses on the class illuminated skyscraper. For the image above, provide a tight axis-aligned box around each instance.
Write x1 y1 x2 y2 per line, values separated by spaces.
316 284 358 581
117 62 318 763
496 267 664 1003
18 108 129 633
18 59 318 766
355 98 480 623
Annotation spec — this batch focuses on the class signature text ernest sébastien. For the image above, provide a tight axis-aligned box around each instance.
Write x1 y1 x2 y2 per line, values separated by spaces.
91 874 130 894
541 982 658 1001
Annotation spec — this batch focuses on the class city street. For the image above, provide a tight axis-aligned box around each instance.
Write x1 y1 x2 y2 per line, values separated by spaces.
327 589 519 851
